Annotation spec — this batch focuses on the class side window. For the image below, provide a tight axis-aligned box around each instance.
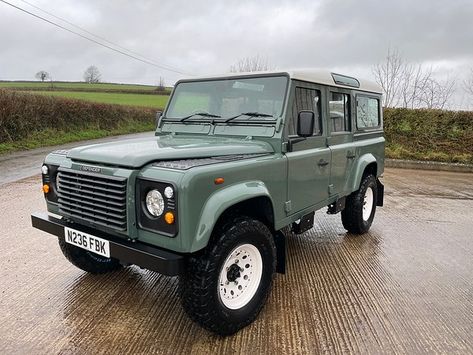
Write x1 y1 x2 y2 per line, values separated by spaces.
356 96 380 129
289 87 322 136
329 92 350 133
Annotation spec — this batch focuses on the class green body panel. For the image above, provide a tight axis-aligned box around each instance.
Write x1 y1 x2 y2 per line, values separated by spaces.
173 153 286 252
66 135 275 168
286 138 331 213
42 74 385 255
189 180 273 252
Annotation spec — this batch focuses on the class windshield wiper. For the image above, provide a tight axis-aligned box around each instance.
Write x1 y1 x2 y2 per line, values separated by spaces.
225 112 274 123
179 112 221 122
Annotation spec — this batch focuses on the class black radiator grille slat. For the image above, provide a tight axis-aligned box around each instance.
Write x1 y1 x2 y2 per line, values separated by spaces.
59 196 126 214
56 188 126 207
59 204 126 227
59 178 125 195
57 169 127 231
59 184 125 202
60 174 126 190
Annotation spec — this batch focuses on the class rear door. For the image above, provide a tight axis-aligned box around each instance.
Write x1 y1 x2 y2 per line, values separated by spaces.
286 84 331 214
326 88 355 197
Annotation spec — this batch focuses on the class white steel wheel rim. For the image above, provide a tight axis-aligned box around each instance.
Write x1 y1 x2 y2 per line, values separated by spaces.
218 243 263 310
363 187 374 221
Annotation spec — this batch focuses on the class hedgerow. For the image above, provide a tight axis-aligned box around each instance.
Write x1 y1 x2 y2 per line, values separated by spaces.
384 108 473 164
0 90 471 163
0 89 155 142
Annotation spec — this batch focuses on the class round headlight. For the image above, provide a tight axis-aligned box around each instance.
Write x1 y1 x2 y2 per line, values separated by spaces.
146 189 164 216
41 165 49 175
164 186 174 199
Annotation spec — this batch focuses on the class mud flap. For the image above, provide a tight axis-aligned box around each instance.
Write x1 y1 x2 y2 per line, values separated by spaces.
274 230 286 274
377 178 384 206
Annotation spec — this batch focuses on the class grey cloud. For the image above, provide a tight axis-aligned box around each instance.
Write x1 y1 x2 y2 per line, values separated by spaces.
0 0 472 89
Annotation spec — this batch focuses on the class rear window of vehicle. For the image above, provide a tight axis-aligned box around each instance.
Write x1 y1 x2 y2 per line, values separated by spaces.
356 96 380 129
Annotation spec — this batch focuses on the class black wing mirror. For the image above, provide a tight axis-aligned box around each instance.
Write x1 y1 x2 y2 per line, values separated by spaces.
155 111 163 129
297 111 315 137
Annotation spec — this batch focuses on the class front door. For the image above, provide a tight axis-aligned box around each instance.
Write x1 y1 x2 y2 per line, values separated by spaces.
286 84 331 214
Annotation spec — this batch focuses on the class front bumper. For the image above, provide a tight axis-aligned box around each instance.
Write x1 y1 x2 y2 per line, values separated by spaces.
31 212 185 276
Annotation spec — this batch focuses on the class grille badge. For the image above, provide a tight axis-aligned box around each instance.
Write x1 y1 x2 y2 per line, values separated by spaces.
80 165 102 173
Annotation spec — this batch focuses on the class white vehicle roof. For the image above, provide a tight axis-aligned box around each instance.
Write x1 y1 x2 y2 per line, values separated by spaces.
187 69 382 94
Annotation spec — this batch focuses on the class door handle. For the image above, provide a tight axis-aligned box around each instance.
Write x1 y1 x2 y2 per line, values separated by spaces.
317 159 329 167
347 151 356 159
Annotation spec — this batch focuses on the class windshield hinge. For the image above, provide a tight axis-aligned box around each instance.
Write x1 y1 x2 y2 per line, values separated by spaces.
282 142 288 153
275 117 283 132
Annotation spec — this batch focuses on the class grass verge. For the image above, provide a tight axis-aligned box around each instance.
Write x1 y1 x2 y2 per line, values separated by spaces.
0 121 154 155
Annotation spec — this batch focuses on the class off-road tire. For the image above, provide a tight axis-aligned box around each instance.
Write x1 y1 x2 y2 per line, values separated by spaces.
58 237 123 274
341 174 378 234
179 216 276 336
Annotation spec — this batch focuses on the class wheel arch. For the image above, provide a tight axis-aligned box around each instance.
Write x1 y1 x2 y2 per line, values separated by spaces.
350 154 378 192
190 181 275 252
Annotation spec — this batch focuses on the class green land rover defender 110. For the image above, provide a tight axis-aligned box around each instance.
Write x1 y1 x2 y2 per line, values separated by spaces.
32 69 384 335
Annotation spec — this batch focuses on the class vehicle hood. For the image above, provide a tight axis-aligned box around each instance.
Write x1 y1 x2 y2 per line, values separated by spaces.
66 134 274 168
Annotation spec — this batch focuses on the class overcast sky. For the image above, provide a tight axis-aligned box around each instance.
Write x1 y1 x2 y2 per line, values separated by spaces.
1 0 472 105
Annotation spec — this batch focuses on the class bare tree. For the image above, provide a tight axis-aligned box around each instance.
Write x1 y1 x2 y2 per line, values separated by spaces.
157 76 165 92
372 48 404 107
373 48 455 109
399 64 433 108
35 70 50 82
420 76 455 110
83 65 101 83
230 54 274 73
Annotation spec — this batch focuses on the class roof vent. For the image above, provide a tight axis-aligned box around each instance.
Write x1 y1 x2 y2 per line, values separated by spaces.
331 73 360 88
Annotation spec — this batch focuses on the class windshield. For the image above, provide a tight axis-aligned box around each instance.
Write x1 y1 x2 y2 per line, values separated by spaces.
165 76 288 120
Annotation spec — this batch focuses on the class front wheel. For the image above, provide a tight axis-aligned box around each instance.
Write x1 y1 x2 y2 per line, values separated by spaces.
341 174 378 234
179 217 276 335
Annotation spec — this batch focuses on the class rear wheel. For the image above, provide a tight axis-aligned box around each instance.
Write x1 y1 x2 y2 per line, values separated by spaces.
58 237 123 274
341 174 378 234
179 216 276 335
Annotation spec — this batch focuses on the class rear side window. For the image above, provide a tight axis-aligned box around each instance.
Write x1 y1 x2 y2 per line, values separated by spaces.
329 92 350 132
289 87 322 136
356 96 380 129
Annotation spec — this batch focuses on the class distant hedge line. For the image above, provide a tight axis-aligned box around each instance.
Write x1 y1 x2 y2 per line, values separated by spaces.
0 89 155 143
6 86 170 95
383 108 473 164
1 90 472 164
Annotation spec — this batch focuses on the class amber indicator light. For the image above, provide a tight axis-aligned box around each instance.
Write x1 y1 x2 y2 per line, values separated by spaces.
164 212 175 225
214 177 224 185
42 184 50 193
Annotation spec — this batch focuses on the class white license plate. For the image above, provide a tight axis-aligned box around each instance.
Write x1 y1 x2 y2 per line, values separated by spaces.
64 227 110 258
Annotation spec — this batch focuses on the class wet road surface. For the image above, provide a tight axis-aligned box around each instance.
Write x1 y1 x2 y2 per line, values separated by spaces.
0 168 472 354
0 132 153 186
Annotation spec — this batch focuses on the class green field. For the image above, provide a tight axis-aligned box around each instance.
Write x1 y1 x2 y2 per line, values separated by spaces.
0 81 159 91
26 90 169 109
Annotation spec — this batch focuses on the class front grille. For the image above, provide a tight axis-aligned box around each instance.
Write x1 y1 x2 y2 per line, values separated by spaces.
57 168 127 231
